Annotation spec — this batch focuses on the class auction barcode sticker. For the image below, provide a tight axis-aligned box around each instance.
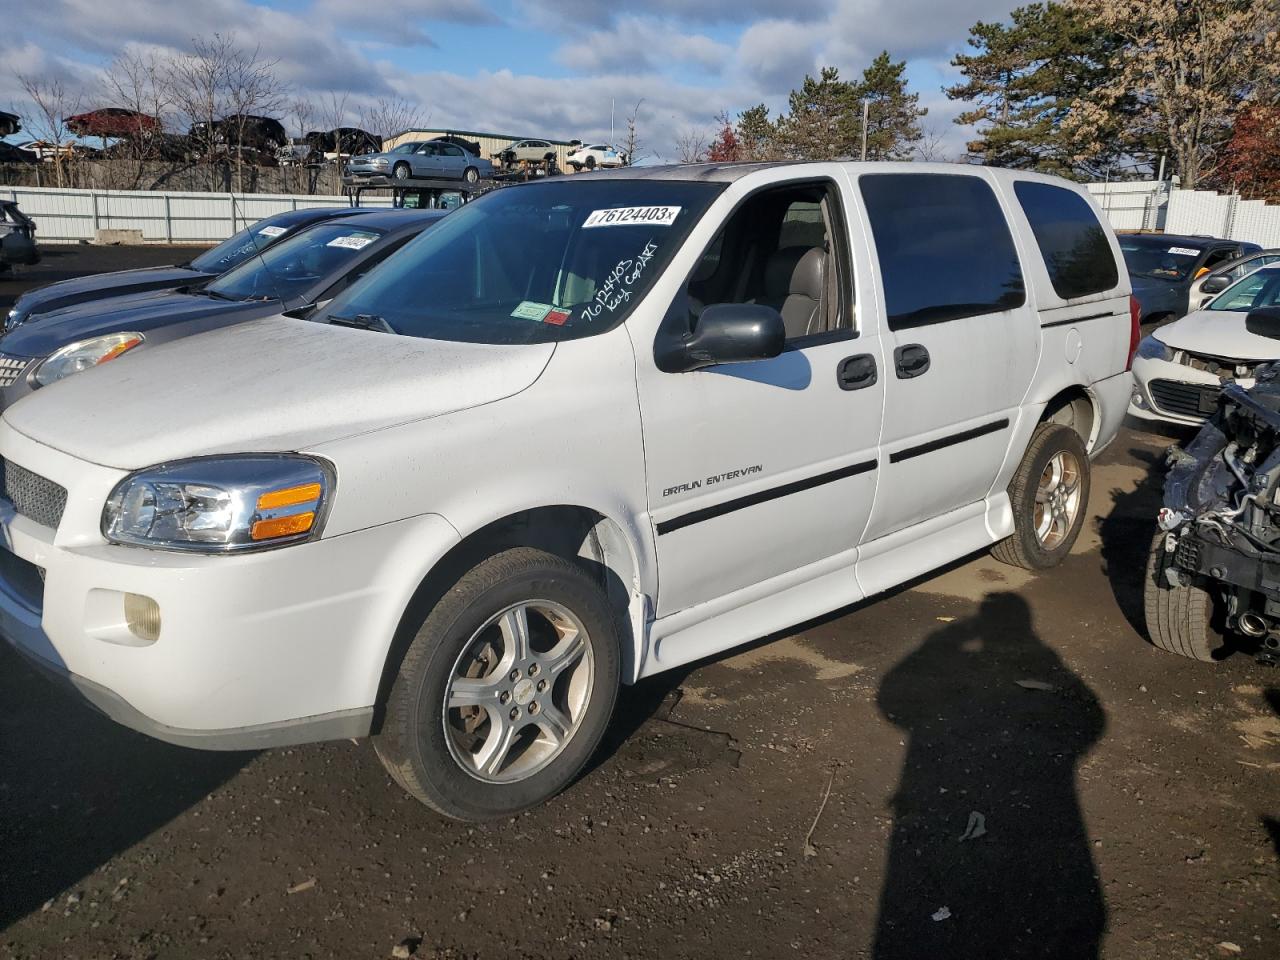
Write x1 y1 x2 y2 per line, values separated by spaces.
1167 246 1201 256
583 206 681 228
327 234 376 250
258 225 288 238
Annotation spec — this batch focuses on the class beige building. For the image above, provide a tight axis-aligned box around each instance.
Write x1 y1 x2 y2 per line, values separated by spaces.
382 128 579 169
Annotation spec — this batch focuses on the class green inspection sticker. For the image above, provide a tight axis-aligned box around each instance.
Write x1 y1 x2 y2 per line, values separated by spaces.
511 301 553 321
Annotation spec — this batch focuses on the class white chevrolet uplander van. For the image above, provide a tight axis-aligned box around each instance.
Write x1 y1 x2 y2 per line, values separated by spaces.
0 163 1136 819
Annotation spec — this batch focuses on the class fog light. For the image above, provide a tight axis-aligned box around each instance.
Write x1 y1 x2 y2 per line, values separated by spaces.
1131 389 1147 409
124 593 161 643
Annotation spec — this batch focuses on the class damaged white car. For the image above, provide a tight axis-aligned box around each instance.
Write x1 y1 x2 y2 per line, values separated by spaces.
1130 265 1280 426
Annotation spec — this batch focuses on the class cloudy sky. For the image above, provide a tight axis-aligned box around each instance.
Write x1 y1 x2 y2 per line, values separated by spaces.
3 0 1021 160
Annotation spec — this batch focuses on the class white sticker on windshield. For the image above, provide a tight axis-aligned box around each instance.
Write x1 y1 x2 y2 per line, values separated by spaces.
583 206 681 229
327 234 376 250
1167 246 1200 257
257 225 287 238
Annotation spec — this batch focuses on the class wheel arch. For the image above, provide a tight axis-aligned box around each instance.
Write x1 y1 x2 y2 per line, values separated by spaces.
371 504 648 732
1038 384 1098 451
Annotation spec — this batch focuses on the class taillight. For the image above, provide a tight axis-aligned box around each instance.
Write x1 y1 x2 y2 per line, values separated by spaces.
1127 295 1141 371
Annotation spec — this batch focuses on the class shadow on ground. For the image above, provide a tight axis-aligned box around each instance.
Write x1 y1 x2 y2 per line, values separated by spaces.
872 592 1107 959
0 644 252 930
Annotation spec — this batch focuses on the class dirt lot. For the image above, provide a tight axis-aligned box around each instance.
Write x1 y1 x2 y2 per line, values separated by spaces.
1 247 1278 960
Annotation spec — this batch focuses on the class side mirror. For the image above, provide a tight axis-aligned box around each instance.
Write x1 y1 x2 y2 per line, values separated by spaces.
1200 274 1230 295
660 303 786 372
1245 306 1280 341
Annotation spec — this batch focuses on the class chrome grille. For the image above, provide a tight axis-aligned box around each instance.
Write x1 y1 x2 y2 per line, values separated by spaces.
1 458 68 529
0 354 30 388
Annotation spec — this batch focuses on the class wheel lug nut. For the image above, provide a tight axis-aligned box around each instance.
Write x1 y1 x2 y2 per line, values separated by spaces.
536 679 547 692
509 669 520 682
528 663 539 677
500 691 510 704
529 701 540 714
509 706 519 721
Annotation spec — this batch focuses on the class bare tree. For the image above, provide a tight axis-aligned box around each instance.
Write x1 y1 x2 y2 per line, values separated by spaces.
675 125 708 164
16 73 81 186
317 90 352 168
223 42 288 192
913 124 950 162
166 35 234 188
103 49 172 186
620 98 643 165
361 96 428 147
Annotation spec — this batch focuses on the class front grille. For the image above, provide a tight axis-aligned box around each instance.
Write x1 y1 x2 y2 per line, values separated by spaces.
1 458 68 530
1149 379 1219 420
0 354 30 388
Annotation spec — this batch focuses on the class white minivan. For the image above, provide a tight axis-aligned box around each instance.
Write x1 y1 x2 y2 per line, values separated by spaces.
0 163 1136 820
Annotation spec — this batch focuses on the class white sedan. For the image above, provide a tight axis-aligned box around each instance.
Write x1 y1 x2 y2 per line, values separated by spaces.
1130 265 1280 426
567 143 627 171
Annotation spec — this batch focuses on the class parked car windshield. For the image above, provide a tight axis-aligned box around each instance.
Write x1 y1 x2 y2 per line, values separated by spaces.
1119 239 1202 280
205 222 385 302
319 179 724 344
1206 266 1280 312
190 218 301 273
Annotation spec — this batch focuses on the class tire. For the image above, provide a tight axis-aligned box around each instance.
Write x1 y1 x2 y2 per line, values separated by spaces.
373 547 621 820
584 156 596 170
463 166 479 184
992 422 1091 570
392 162 410 181
1143 531 1223 661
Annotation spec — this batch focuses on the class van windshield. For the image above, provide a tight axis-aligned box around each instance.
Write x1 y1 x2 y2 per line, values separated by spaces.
316 179 723 344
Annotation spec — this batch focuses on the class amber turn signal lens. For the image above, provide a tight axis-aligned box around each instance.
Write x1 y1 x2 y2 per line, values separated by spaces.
99 336 143 364
256 483 322 511
250 512 315 541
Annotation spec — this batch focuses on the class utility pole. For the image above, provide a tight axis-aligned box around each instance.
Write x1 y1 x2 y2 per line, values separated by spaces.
860 98 869 161
611 98 615 145
1156 152 1166 183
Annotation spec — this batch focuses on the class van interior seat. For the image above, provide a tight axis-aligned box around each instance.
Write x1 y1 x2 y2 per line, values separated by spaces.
760 245 827 338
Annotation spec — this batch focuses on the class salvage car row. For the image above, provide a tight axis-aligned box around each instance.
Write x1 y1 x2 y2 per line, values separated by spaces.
0 163 1265 823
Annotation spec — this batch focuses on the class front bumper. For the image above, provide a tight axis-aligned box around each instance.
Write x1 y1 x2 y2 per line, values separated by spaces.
1129 354 1248 426
0 425 461 749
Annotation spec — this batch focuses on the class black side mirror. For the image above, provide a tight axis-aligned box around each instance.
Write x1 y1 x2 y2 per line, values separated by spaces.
659 303 786 372
1245 306 1280 341
1201 274 1231 295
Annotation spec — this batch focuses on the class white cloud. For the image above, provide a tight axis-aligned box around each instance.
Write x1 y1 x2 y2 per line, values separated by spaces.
557 18 732 74
735 19 821 94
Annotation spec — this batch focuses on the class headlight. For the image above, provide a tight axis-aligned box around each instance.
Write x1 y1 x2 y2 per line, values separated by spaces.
1134 335 1175 363
103 455 333 553
370 157 389 165
32 332 144 387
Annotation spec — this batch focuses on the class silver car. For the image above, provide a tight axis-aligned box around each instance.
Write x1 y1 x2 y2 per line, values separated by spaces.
347 141 494 183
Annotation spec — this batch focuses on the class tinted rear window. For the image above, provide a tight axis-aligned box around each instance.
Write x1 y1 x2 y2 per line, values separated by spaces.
1014 181 1118 299
860 173 1025 329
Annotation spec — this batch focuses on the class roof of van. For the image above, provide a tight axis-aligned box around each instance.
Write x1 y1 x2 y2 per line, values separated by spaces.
569 161 1033 184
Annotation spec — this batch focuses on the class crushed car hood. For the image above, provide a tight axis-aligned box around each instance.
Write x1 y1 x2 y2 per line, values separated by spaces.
9 265 208 323
1156 309 1280 361
3 316 555 470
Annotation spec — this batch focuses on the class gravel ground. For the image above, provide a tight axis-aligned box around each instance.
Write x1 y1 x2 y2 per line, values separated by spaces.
1 246 1278 960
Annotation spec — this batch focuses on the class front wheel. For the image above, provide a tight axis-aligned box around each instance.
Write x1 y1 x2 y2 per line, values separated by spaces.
392 162 411 180
584 156 596 170
992 422 1091 569
1143 532 1224 661
374 547 620 820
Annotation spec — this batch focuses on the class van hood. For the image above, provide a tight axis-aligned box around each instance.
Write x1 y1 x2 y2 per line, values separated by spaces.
1156 309 1280 362
3 316 555 470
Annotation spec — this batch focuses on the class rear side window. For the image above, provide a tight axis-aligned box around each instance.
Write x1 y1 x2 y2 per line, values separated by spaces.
1014 182 1118 299
860 173 1024 330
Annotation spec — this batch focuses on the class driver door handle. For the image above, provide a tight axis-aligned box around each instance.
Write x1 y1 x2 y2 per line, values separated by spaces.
894 343 931 379
837 354 878 391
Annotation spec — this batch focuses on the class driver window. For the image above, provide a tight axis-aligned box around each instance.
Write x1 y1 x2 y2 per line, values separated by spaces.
681 183 853 343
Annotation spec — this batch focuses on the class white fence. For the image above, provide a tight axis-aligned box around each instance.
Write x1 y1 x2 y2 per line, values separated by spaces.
1 185 391 243
1165 190 1280 248
1086 180 1169 232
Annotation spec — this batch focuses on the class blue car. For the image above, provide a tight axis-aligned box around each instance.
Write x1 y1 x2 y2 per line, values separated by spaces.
346 140 494 184
5 206 364 332
0 208 446 408
1121 233 1261 331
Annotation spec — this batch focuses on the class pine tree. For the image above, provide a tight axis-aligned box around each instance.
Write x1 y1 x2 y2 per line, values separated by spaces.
735 104 778 160
775 67 860 160
855 51 926 161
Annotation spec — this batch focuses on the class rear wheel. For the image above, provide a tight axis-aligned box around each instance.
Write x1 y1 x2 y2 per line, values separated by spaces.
463 166 479 184
374 547 620 820
584 156 596 170
993 423 1091 569
393 162 410 180
1143 531 1223 661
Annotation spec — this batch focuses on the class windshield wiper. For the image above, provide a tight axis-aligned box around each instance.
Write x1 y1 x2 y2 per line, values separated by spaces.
327 313 394 333
202 288 241 302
